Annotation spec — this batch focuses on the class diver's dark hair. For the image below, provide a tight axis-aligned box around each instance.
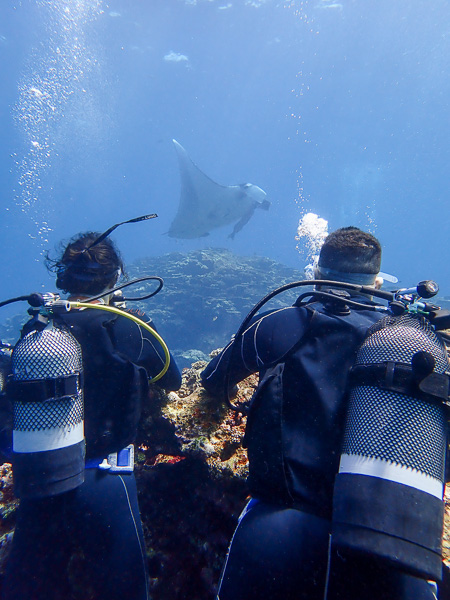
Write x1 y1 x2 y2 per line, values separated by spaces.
318 226 381 275
46 232 125 296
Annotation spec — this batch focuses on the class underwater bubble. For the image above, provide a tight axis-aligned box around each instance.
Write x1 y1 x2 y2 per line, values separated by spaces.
13 0 105 250
296 212 329 279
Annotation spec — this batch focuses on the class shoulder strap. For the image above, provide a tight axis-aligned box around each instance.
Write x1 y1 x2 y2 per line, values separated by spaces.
277 302 318 363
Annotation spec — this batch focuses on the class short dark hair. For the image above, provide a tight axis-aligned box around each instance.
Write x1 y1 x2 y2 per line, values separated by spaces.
46 232 125 295
318 227 381 275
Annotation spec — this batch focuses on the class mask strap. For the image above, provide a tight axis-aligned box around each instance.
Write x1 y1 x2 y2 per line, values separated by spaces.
317 265 377 285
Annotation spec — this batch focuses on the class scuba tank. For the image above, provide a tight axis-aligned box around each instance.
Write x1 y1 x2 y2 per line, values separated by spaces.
0 275 169 499
332 312 450 581
8 320 85 499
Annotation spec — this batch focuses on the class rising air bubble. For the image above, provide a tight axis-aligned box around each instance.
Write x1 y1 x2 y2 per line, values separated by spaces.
296 212 328 279
13 0 104 252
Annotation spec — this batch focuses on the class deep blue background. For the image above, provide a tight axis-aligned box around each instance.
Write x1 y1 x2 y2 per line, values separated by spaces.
1 0 449 316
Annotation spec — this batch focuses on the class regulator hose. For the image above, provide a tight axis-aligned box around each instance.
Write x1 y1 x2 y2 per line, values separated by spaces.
68 301 171 383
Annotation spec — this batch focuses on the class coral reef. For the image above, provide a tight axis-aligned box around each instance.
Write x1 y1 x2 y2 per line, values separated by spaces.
0 464 17 575
0 248 305 369
128 248 304 368
444 490 450 568
134 359 254 599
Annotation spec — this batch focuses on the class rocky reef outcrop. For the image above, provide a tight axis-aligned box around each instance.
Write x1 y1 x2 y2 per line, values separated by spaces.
127 248 304 368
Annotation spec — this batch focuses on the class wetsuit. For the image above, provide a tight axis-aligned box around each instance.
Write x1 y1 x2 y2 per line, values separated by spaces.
201 295 437 600
2 306 181 600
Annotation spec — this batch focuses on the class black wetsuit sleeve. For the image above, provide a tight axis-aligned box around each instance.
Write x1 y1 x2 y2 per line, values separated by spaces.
201 306 309 397
112 308 182 391
200 338 249 398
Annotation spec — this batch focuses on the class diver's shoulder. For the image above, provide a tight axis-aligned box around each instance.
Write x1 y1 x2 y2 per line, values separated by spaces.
250 304 309 333
117 306 154 326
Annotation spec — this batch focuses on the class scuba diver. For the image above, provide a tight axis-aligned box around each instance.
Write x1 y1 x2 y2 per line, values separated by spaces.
201 227 444 600
1 223 181 600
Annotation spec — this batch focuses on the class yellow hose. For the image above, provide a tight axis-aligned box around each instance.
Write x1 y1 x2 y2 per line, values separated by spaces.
68 301 171 383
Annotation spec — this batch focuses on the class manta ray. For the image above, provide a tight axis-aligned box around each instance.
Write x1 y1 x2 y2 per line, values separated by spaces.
168 139 270 239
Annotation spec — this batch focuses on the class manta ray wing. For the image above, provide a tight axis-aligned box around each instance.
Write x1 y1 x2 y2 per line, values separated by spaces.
168 140 268 239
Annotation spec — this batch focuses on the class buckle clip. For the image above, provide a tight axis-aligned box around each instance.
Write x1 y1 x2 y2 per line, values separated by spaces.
98 444 134 473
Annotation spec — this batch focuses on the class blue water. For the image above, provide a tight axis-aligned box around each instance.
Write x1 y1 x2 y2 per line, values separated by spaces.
1 0 449 313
